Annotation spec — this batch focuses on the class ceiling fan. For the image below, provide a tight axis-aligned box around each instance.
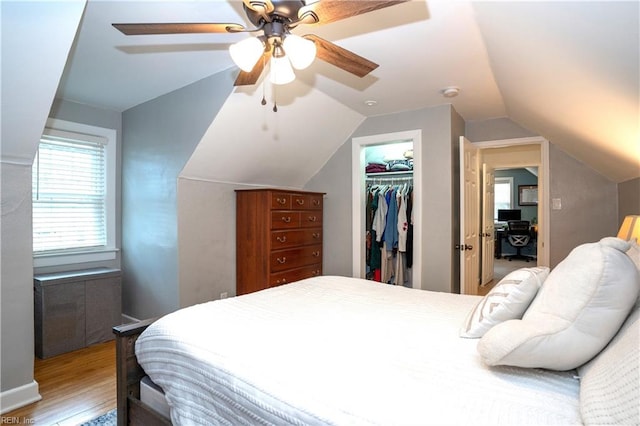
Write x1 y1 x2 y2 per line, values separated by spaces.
112 0 409 87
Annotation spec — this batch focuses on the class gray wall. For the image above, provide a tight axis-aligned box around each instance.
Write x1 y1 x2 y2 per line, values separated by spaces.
306 104 458 293
1 164 36 395
466 117 536 142
549 144 618 266
618 177 640 226
177 179 261 306
450 107 465 294
121 70 235 320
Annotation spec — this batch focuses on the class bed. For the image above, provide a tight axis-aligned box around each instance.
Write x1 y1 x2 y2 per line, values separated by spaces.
113 238 640 426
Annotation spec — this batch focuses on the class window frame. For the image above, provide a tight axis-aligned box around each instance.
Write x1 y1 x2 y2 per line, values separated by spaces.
33 118 117 267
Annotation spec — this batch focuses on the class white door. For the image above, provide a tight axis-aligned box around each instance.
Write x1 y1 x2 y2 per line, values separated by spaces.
481 163 495 286
459 137 480 295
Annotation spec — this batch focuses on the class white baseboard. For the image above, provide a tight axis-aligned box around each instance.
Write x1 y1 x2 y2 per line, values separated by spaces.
0 380 41 414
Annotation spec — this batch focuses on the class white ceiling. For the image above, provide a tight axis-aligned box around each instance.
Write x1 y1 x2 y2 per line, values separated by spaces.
55 0 639 182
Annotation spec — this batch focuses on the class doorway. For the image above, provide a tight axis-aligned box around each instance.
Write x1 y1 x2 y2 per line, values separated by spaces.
351 130 422 288
490 166 539 286
460 136 549 295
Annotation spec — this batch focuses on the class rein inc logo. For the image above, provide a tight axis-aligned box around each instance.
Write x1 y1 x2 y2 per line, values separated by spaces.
1 417 35 424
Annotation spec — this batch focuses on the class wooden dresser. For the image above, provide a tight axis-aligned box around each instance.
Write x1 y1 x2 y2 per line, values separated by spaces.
236 188 324 295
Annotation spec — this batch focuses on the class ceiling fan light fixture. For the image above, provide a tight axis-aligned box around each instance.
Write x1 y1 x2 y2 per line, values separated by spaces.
270 53 295 85
229 37 264 72
283 34 316 70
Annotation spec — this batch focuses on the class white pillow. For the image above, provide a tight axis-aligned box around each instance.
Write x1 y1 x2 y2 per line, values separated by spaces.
459 267 549 338
578 303 639 425
626 238 640 274
478 237 640 371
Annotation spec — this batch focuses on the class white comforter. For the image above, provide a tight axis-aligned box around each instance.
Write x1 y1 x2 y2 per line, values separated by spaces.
136 276 581 425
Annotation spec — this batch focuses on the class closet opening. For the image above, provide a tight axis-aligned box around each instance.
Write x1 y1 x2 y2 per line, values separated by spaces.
352 130 422 289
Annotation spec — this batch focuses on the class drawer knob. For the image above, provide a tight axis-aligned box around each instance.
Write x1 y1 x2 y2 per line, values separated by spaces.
276 236 287 243
313 199 320 206
308 216 317 222
312 270 320 276
296 199 305 206
277 278 287 284
281 216 291 223
276 197 286 205
312 251 320 257
312 232 320 239
277 257 287 264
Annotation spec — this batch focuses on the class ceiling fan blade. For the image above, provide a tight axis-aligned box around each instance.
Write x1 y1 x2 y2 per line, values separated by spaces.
234 50 271 86
298 0 409 25
242 0 274 14
304 34 378 78
112 22 245 35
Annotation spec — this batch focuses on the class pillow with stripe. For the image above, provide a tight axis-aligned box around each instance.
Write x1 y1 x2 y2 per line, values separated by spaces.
459 267 549 338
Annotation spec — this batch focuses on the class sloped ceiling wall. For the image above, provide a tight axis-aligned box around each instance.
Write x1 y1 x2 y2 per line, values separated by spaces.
180 79 365 188
473 1 639 182
1 0 87 164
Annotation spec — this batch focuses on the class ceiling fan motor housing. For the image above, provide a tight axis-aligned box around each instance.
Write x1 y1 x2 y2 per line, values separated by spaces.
244 0 306 26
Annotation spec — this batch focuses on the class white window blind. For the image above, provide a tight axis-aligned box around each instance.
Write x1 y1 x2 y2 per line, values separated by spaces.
33 129 108 253
494 177 514 219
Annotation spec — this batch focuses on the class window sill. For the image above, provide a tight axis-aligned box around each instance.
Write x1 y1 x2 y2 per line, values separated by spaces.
33 248 119 268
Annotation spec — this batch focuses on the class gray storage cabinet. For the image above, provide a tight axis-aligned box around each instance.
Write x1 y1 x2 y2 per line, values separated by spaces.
34 268 122 358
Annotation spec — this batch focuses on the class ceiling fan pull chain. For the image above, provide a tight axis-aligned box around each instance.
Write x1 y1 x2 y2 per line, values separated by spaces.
261 54 267 106
273 86 278 112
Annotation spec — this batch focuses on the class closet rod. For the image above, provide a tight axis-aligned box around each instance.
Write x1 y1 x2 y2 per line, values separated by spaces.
366 176 413 183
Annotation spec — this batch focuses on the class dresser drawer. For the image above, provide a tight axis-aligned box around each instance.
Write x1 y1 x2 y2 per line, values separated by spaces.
271 192 291 209
291 194 323 210
271 228 322 249
270 211 300 229
300 211 322 228
270 245 322 272
269 264 322 287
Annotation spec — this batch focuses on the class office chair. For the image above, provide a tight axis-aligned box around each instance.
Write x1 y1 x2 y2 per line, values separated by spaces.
505 220 535 262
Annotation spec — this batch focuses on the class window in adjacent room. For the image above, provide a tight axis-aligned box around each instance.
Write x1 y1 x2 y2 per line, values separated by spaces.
493 176 513 219
32 119 117 267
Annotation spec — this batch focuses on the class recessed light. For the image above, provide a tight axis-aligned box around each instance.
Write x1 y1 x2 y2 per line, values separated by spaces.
441 86 460 98
364 100 377 107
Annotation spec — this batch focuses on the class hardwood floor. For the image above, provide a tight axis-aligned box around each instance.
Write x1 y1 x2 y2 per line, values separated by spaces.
3 341 116 426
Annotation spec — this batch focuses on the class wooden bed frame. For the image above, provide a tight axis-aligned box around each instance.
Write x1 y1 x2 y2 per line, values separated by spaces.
113 319 172 426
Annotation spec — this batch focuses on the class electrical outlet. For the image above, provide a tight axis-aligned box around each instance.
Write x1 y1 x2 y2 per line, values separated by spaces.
220 292 228 299
552 198 562 210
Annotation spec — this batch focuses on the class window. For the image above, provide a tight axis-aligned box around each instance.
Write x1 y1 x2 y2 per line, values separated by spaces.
494 177 514 219
33 119 116 267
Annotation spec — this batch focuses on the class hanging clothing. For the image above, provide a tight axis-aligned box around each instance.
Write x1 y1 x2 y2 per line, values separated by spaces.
365 178 413 285
384 188 399 250
406 187 414 268
397 190 408 252
372 189 388 243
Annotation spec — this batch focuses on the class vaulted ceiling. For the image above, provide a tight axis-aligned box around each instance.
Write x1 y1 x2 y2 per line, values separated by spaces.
8 1 640 183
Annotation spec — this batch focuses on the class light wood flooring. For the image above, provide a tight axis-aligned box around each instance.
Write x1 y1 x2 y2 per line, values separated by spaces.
3 341 116 426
